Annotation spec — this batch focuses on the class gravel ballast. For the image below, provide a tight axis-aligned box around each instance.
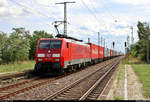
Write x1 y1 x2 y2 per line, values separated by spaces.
9 60 113 100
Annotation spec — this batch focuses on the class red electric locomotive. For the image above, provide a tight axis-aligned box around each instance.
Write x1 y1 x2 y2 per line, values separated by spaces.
34 34 122 74
34 35 91 73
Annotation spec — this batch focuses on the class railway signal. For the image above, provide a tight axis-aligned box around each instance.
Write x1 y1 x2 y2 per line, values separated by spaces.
125 42 127 47
112 42 115 48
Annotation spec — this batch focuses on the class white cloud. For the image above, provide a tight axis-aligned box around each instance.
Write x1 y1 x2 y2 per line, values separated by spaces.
0 6 9 16
0 0 30 18
0 0 8 7
1 0 150 53
35 0 100 8
113 0 150 5
0 0 9 16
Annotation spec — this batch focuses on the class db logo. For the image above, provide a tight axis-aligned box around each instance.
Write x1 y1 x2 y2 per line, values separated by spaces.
47 54 51 57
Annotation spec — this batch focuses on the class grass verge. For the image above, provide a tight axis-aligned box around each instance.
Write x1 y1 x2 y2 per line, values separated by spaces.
0 60 35 74
129 57 150 98
114 96 124 100
131 64 150 98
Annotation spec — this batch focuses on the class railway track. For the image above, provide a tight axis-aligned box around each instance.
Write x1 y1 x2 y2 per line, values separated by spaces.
0 57 121 100
0 74 64 100
81 61 120 100
97 60 121 100
43 57 121 100
0 70 34 86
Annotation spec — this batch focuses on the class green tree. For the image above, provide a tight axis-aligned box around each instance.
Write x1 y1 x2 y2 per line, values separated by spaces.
29 30 53 59
0 28 53 64
137 21 147 40
2 28 31 63
0 31 8 64
131 21 150 62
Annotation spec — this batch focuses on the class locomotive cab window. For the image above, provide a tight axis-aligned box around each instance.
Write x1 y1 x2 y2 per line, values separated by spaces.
39 40 50 49
51 40 62 49
39 40 62 49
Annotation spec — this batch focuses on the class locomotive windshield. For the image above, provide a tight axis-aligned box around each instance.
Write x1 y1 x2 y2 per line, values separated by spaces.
39 40 62 49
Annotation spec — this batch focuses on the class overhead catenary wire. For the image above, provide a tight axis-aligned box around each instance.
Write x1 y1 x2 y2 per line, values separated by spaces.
8 0 56 34
88 0 108 46
10 0 105 33
9 0 120 51
80 0 105 43
81 0 113 48
88 0 130 50
88 0 99 15
9 0 55 20
81 0 111 34
100 0 116 21
80 0 103 27
100 0 134 51
100 0 133 30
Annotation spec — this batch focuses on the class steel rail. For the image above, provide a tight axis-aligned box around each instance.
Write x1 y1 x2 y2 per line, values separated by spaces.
79 60 120 100
43 59 118 100
0 70 33 81
0 75 63 100
0 77 40 91
97 61 120 100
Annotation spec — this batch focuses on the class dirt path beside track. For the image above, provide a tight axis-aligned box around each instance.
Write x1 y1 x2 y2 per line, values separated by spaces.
106 64 147 100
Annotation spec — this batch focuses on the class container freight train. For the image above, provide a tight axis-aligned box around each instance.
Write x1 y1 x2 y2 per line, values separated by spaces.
34 34 121 74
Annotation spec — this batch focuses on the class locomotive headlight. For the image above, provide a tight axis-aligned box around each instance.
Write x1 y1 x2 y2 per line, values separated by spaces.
38 58 43 61
38 54 45 57
52 54 60 57
54 59 60 61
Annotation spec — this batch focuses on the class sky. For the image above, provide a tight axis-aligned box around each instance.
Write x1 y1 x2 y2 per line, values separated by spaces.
0 0 150 53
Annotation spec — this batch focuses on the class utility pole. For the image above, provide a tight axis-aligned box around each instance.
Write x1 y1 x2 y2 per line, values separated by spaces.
104 39 105 48
88 38 90 43
56 1 75 35
127 35 130 51
130 26 134 44
101 36 103 47
98 32 100 59
126 35 130 63
98 32 100 46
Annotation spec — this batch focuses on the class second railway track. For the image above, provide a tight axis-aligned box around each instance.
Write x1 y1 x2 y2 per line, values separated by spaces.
0 74 64 100
0 70 35 87
43 57 121 100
